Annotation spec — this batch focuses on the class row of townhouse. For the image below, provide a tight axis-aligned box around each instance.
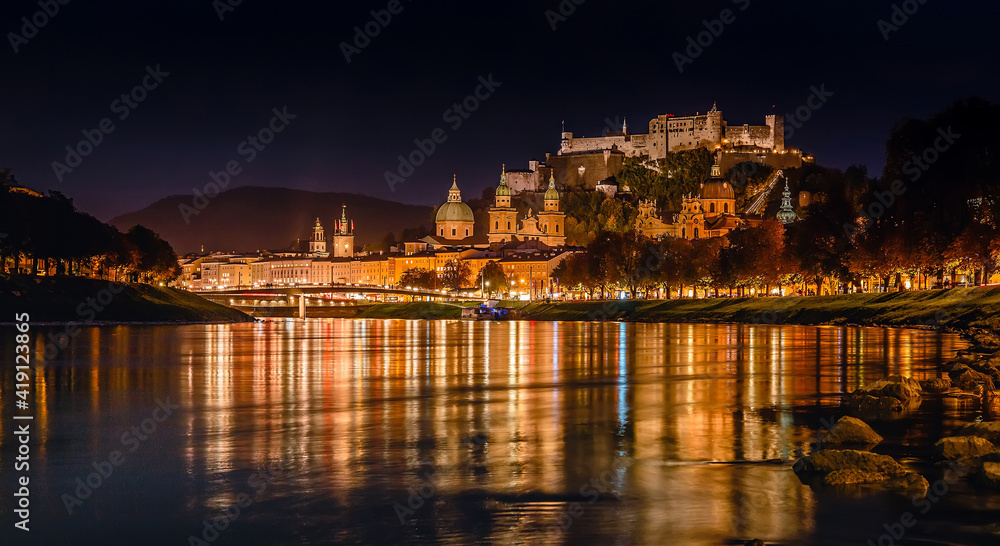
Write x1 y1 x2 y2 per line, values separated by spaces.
175 244 577 295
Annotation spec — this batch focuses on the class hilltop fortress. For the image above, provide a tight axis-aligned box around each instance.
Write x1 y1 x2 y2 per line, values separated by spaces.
560 103 783 159
505 103 806 194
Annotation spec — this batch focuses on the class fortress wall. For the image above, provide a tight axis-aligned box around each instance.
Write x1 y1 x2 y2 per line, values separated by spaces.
719 151 804 174
546 152 625 190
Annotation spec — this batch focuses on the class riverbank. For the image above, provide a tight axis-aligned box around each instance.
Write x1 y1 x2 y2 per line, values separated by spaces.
0 275 254 323
351 287 1000 330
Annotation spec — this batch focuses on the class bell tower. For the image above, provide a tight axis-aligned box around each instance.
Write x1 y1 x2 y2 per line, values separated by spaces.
537 173 565 247
488 165 518 243
331 204 355 258
309 218 327 255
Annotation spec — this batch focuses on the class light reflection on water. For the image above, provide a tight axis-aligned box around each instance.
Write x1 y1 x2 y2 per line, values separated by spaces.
1 320 996 545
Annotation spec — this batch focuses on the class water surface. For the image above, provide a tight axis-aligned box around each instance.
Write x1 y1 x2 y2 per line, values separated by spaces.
1 320 996 545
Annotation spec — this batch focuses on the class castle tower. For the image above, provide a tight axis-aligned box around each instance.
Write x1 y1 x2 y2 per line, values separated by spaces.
537 173 566 247
705 102 724 147
776 181 798 224
435 175 475 240
332 204 355 257
309 218 327 255
488 166 518 243
766 114 785 152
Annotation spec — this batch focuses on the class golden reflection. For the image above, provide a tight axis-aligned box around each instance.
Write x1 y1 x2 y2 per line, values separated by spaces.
1 321 981 544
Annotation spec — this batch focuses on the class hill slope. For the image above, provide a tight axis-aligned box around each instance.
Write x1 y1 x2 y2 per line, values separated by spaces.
109 186 433 254
0 276 253 323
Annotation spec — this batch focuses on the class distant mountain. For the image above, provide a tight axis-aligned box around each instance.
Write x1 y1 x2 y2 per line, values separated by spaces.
109 186 433 254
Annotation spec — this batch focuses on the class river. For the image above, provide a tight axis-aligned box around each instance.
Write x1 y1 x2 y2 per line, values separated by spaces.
1 320 997 545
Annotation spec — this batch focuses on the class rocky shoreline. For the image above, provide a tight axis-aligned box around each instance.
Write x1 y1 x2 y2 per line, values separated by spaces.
740 329 999 546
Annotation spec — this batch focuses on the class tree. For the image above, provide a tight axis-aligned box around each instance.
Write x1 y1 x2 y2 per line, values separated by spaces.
398 267 438 290
721 220 789 294
475 260 508 296
652 237 690 299
946 219 999 286
439 259 471 291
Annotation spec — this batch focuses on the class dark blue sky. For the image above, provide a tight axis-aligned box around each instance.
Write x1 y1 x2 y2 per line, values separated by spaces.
1 0 994 220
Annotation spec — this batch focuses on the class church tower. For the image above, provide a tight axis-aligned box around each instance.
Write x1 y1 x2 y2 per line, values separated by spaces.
776 181 798 224
537 173 566 247
309 218 327 255
331 204 355 258
488 166 518 243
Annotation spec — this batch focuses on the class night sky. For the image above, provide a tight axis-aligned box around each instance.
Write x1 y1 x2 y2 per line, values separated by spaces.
1 0 994 221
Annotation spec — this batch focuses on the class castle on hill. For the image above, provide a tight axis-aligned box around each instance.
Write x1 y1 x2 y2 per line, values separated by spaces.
560 103 783 159
503 103 806 194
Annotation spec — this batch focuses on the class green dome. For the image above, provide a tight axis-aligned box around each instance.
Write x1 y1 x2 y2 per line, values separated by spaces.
495 166 511 197
544 175 559 201
436 201 475 223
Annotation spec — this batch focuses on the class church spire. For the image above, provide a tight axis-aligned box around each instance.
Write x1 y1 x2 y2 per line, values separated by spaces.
776 181 798 224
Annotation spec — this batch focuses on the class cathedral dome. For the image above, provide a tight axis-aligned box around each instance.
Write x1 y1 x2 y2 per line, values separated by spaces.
436 201 475 223
699 180 734 200
437 177 475 223
699 163 734 200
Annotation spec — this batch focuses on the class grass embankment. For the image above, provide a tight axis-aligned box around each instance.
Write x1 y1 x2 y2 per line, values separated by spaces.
353 288 1000 328
0 275 254 323
521 287 1000 329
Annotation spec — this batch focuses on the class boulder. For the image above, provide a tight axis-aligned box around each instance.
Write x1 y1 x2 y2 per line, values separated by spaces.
950 367 996 393
794 449 925 490
883 473 930 491
851 375 922 401
846 376 922 418
801 449 905 477
933 436 996 460
822 416 883 447
971 331 1000 350
745 541 765 546
981 462 1000 489
955 421 1000 443
919 377 952 393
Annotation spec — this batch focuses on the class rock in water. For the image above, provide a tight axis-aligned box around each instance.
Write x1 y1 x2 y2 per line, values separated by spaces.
950 364 997 393
822 416 883 447
794 449 925 492
954 421 1000 443
846 375 922 418
801 449 905 477
981 462 1000 489
852 375 922 400
919 376 952 393
933 436 996 460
